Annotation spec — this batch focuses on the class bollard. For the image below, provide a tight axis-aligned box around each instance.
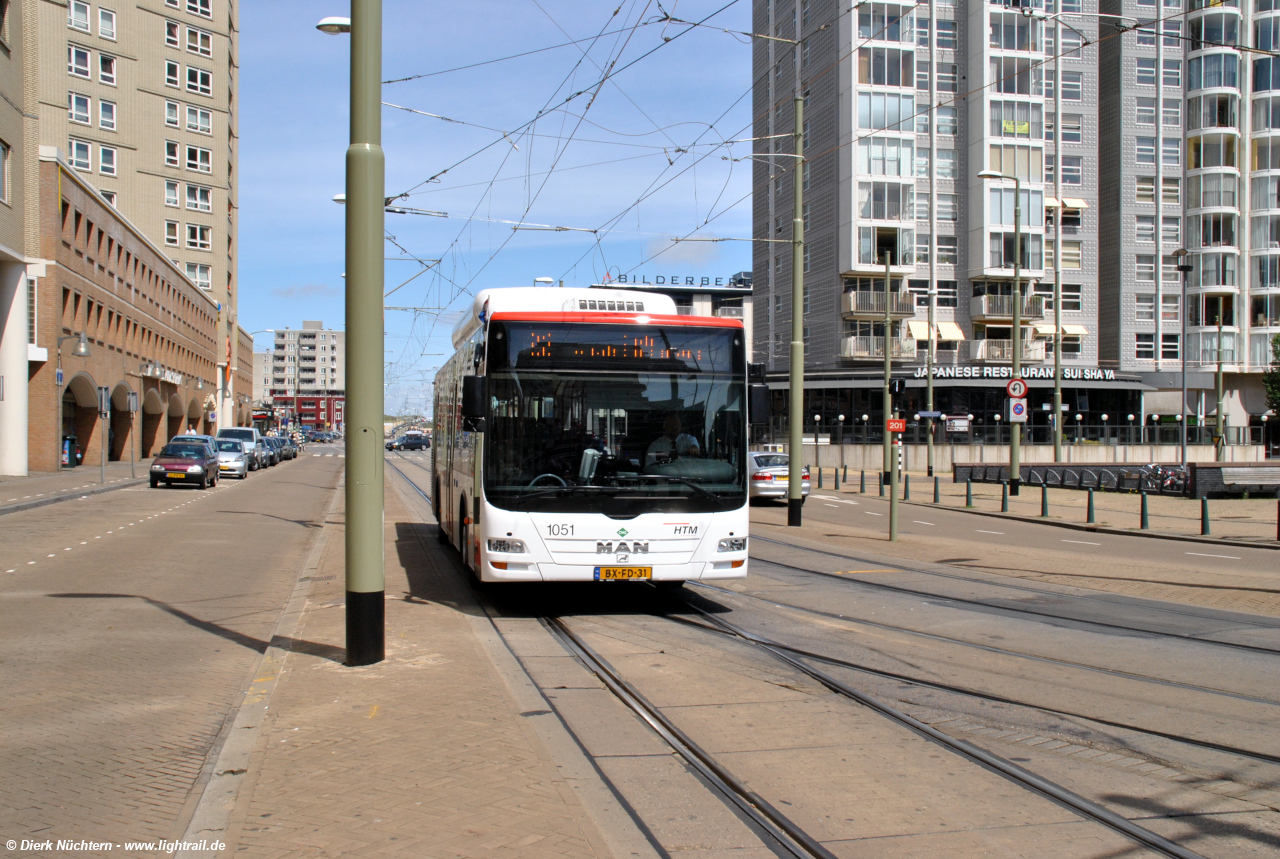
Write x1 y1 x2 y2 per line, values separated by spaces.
1277 499 1279 543
1001 481 1009 513
880 474 885 497
1140 492 1149 530
934 476 940 504
860 470 866 494
1086 488 1095 524
1201 497 1211 536
834 466 840 490
818 466 823 489
966 478 974 508
843 464 848 483
1041 483 1049 518
904 474 911 500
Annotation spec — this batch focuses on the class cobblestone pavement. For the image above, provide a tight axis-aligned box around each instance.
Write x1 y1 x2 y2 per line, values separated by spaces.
0 455 341 856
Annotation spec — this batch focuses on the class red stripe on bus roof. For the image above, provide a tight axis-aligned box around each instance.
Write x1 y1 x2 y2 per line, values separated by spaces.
488 312 743 328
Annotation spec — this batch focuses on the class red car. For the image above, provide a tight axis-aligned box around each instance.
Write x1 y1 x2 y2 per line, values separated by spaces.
149 440 219 489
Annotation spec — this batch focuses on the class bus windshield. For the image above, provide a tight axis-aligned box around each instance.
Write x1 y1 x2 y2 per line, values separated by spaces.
484 320 746 515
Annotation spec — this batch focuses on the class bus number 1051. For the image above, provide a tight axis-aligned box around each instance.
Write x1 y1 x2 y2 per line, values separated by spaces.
546 524 575 536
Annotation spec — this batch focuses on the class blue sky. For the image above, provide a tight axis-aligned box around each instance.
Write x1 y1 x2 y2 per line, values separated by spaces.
238 1 755 415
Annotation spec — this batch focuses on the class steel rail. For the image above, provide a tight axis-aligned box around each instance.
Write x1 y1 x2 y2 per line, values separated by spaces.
676 602 1207 859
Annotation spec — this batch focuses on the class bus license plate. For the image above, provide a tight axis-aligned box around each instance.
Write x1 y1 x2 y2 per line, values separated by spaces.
594 566 652 581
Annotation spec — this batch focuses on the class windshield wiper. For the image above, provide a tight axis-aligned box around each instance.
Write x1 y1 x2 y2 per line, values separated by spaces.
632 474 717 499
506 484 610 507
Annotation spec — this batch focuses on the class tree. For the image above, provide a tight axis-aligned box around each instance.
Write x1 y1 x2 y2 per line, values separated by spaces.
1265 333 1280 414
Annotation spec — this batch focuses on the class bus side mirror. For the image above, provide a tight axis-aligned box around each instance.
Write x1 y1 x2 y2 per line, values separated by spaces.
461 376 486 420
748 362 766 383
749 384 771 424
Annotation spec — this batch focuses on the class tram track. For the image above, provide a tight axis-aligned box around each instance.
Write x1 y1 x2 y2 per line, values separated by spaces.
386 461 1227 858
751 535 1280 656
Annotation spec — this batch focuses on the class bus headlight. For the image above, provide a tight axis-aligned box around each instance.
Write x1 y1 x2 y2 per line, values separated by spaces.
717 538 746 552
487 538 526 553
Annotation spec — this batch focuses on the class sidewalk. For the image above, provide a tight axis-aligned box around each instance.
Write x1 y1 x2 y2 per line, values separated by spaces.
0 461 145 515
813 467 1280 545
187 476 637 859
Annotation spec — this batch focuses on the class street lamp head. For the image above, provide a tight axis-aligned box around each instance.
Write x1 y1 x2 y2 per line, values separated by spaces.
1101 413 1109 421
861 413 869 421
976 169 1009 181
813 413 821 422
1176 413 1184 421
1127 414 1135 421
1075 413 1083 421
534 277 555 286
332 193 346 204
72 332 91 358
838 414 845 421
1172 248 1188 258
316 16 351 34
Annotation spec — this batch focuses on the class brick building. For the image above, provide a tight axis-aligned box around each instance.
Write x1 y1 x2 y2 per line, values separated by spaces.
26 148 227 472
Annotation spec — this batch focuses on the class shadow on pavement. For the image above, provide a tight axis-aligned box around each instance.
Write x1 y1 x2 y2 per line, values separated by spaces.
47 592 344 662
1102 790 1280 852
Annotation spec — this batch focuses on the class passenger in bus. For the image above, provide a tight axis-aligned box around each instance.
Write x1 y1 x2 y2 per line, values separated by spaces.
645 413 700 466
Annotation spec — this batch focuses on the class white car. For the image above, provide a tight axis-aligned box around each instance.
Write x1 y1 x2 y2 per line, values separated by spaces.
748 452 810 503
215 439 250 479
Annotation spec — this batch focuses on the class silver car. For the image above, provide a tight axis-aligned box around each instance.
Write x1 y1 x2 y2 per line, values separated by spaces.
748 452 810 503
215 439 250 479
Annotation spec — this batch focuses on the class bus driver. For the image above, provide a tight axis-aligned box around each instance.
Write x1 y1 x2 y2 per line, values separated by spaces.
646 412 700 466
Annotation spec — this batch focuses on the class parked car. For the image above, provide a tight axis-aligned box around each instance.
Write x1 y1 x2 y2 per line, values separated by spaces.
277 436 297 460
261 437 282 466
747 451 809 504
216 427 268 470
215 439 250 479
150 440 220 489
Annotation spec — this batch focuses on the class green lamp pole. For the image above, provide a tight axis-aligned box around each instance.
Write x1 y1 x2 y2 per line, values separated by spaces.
320 4 384 665
978 169 1022 494
788 95 805 526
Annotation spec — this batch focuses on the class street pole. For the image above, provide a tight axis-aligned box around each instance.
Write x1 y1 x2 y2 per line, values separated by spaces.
882 252 892 486
926 285 935 477
344 0 385 665
1053 267 1062 462
788 95 805 527
1010 175 1022 495
1176 251 1191 467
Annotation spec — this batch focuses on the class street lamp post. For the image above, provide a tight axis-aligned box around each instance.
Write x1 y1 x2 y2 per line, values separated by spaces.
978 169 1023 493
788 95 805 526
319 4 385 665
1173 248 1192 468
55 332 91 471
882 252 893 487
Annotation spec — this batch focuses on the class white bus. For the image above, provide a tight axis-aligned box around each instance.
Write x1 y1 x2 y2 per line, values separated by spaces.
432 287 753 585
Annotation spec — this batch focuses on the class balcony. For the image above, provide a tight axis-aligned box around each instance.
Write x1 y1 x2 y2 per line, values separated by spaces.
713 306 744 318
966 339 1047 363
969 294 1044 321
842 335 917 360
841 291 916 318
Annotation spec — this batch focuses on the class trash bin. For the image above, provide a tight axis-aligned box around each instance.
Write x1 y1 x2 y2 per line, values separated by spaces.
62 436 77 468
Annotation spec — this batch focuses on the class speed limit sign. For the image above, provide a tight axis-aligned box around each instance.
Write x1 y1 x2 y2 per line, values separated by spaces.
1006 378 1028 399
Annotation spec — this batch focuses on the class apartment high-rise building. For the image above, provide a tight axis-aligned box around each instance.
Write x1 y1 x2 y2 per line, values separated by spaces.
756 0 1273 447
38 0 237 310
268 322 346 431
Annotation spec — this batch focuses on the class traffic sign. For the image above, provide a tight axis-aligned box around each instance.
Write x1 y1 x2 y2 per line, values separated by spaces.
1009 398 1028 423
886 418 907 433
97 386 111 417
1006 378 1028 399
918 410 943 418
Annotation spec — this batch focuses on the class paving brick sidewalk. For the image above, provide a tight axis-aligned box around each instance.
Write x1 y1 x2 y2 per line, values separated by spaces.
215 482 619 859
0 461 144 514
816 468 1280 544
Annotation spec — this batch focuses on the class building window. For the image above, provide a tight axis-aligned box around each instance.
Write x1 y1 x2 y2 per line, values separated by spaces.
916 234 930 264
1163 177 1180 204
68 1 89 31
937 20 957 49
937 280 958 307
187 26 213 56
186 106 212 134
26 277 35 344
165 140 179 167
186 262 211 289
1163 216 1181 245
166 20 179 46
165 220 180 246
988 144 1044 182
937 63 958 92
188 0 212 19
1061 71 1083 100
991 101 1044 140
937 107 958 135
916 60 930 90
1163 98 1181 127
1061 114 1082 143
99 146 116 176
165 100 180 127
936 235 958 264
1136 177 1155 203
1136 255 1156 281
0 140 8 203
99 54 116 85
1161 333 1179 360
1136 332 1155 360
186 66 212 96
68 46 90 78
1163 60 1181 87
185 144 211 172
1162 294 1180 323
186 183 211 211
1136 215 1155 243
916 193 931 220
99 8 116 39
68 139 91 171
936 193 958 220
99 100 116 130
1135 136 1156 165
1162 137 1180 166
165 60 180 87
1137 58 1156 86
165 180 179 207
1060 156 1082 185
68 92 90 125
1137 294 1156 321
916 98 930 133
1061 283 1082 309
1135 98 1156 126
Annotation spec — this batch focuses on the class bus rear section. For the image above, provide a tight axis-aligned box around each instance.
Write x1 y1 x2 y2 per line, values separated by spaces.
435 288 750 584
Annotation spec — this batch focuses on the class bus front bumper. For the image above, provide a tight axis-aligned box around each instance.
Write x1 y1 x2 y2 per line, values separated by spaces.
479 559 748 583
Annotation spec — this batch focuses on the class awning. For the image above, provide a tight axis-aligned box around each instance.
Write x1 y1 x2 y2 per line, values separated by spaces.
1061 198 1090 209
1032 323 1057 335
1063 324 1089 336
906 320 931 339
1045 197 1061 208
1031 323 1090 336
937 321 966 341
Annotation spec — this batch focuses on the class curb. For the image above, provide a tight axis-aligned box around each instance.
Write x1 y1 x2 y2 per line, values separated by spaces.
0 477 149 517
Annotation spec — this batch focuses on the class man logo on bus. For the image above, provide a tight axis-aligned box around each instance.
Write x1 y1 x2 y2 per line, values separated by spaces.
597 541 649 554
